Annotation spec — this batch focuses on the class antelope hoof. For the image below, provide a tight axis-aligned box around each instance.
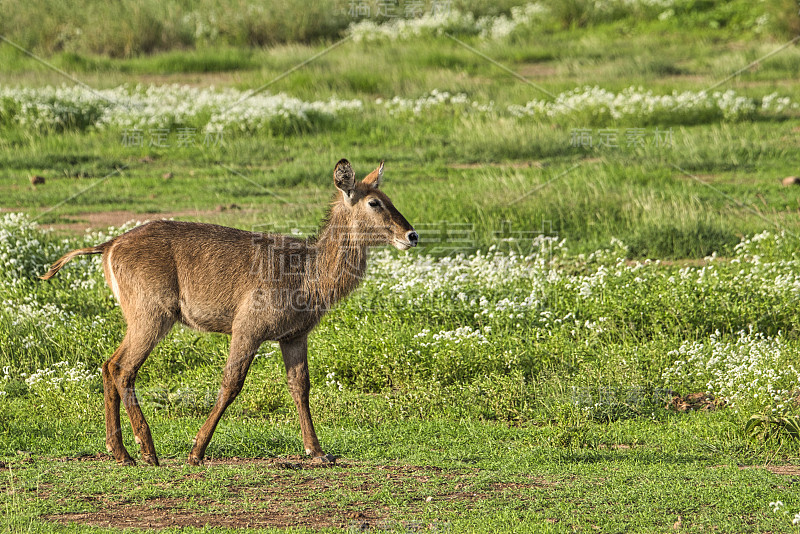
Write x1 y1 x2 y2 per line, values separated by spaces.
312 453 337 465
187 455 204 466
118 457 136 466
142 454 160 466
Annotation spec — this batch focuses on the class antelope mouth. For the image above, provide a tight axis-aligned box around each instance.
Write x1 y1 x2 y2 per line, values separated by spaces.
392 238 415 250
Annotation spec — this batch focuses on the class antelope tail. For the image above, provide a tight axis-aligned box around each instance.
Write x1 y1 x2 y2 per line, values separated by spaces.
40 245 106 280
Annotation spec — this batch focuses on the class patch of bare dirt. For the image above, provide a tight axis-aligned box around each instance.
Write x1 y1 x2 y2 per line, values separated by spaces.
490 479 556 491
666 392 724 412
43 456 534 530
737 465 800 477
48 506 351 530
45 465 381 530
448 161 543 170
44 210 229 233
202 454 324 467
518 63 559 78
57 452 113 463
40 456 551 530
764 465 800 477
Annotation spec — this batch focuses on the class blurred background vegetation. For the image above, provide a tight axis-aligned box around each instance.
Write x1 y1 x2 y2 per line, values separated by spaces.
0 0 797 58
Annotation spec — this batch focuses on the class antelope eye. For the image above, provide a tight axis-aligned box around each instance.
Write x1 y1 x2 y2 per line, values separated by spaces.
368 199 382 208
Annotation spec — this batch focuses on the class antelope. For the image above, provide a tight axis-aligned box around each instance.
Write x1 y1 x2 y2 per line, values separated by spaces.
41 159 417 466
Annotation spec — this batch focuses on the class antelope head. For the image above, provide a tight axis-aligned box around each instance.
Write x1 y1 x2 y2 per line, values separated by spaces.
333 159 418 250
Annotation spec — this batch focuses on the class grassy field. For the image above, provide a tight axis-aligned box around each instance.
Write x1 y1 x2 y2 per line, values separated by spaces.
2 0 800 532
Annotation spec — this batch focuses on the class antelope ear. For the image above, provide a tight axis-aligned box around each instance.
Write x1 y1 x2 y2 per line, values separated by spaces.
362 160 384 189
333 159 355 197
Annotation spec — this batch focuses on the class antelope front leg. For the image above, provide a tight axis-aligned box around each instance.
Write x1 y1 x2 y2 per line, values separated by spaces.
280 335 334 464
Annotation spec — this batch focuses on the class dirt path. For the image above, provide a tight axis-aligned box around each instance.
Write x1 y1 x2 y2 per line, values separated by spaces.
41 455 541 530
42 209 241 233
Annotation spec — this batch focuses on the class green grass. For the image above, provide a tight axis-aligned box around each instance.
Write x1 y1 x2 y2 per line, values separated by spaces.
3 215 800 531
0 0 546 58
2 1 800 532
2 418 798 533
2 118 799 257
1 8 799 256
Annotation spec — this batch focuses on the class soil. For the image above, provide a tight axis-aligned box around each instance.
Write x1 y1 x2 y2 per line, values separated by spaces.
518 63 559 78
48 505 345 530
666 392 724 412
710 464 800 477
448 161 543 170
42 210 235 234
40 455 550 530
738 464 800 477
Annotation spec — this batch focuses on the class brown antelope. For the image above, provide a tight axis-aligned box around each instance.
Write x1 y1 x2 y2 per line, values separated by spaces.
41 159 417 466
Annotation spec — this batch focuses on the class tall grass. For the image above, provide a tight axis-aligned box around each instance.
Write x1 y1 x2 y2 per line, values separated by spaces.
0 0 351 57
0 0 534 58
0 0 794 58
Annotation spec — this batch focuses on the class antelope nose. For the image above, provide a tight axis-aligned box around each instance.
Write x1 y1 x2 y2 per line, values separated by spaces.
407 231 418 247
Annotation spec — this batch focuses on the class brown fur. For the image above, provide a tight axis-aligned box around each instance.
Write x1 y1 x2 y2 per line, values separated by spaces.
41 159 417 466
